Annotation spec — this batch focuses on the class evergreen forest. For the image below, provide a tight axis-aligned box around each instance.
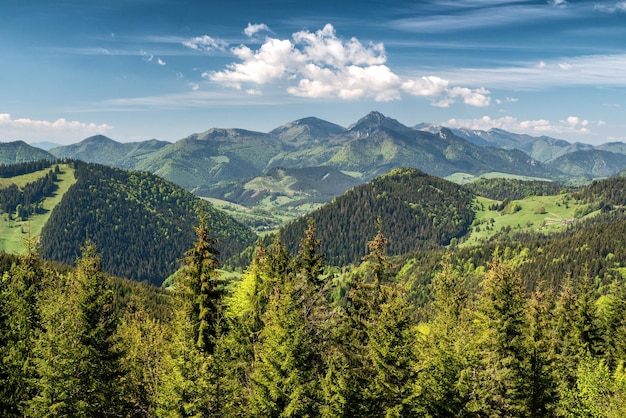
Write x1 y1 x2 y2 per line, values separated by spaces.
1 161 626 417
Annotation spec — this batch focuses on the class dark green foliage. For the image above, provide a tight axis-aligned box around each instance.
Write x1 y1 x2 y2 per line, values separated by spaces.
38 162 256 285
0 159 55 178
0 168 58 217
468 177 569 201
0 250 49 416
29 242 127 417
280 167 475 266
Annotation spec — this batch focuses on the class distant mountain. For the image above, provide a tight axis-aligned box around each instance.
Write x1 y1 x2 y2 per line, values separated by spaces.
546 149 626 179
49 135 170 169
39 161 256 285
417 123 626 176
327 113 559 180
31 141 63 151
45 112 626 219
0 141 55 165
269 116 346 145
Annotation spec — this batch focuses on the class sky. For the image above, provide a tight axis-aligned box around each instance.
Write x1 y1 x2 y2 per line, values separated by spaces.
1 0 626 146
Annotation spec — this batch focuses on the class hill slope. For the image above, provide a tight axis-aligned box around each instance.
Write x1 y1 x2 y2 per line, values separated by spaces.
279 167 476 266
0 141 55 165
39 162 256 285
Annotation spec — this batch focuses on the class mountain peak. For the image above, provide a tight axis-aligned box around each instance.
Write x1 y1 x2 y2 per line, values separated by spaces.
270 117 346 142
348 111 413 136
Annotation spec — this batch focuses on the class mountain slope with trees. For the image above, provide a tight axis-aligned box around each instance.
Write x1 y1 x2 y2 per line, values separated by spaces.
0 141 54 165
278 167 476 266
38 161 256 285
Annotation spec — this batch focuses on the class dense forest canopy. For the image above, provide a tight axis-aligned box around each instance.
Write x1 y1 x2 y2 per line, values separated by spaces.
37 161 256 285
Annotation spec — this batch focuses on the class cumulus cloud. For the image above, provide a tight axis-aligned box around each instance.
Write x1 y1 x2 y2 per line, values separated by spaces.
208 23 490 106
244 23 271 37
444 115 604 136
182 35 228 52
0 113 113 142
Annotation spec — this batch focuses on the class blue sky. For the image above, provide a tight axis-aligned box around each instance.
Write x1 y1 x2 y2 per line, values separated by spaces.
1 0 626 145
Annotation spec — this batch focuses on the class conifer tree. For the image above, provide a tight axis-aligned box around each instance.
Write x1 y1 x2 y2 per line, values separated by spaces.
0 241 48 416
28 241 126 417
323 222 416 417
249 223 328 417
180 218 221 354
156 217 228 417
470 250 531 417
414 260 475 417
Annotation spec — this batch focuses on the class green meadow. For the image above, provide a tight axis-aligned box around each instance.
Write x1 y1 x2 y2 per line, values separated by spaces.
0 164 76 254
459 193 597 247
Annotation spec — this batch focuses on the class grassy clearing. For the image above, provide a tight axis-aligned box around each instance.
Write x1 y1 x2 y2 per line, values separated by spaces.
0 164 76 254
459 194 597 248
445 171 553 185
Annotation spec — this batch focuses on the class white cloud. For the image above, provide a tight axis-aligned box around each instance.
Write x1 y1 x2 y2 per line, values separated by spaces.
0 113 113 142
496 97 519 105
433 54 626 89
244 23 271 37
594 1 626 13
444 115 603 136
182 35 228 52
209 24 489 105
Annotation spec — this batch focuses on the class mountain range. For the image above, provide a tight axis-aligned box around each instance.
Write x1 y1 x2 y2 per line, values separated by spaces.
4 111 626 212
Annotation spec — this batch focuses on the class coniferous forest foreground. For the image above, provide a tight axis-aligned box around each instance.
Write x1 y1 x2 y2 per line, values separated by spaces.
2 211 626 417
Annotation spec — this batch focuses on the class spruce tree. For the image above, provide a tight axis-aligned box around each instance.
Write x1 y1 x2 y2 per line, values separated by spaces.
28 241 126 417
249 223 328 417
414 260 475 417
0 246 49 416
156 217 229 416
470 250 531 417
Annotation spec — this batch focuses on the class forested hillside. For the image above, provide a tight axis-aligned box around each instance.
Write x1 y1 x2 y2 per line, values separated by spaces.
279 168 475 266
38 161 256 284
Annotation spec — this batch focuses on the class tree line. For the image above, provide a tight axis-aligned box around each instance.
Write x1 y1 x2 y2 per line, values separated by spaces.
0 166 59 220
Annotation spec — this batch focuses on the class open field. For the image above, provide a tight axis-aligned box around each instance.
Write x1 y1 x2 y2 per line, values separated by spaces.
459 194 598 247
0 164 76 254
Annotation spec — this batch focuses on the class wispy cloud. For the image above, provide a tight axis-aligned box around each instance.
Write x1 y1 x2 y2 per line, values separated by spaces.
208 24 490 106
445 114 605 136
392 1 579 33
430 54 626 89
0 113 112 142
594 1 626 13
182 35 228 52
140 49 166 65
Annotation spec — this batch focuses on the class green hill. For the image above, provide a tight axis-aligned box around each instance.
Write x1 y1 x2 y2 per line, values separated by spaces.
38 162 256 285
279 167 476 266
0 141 54 165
